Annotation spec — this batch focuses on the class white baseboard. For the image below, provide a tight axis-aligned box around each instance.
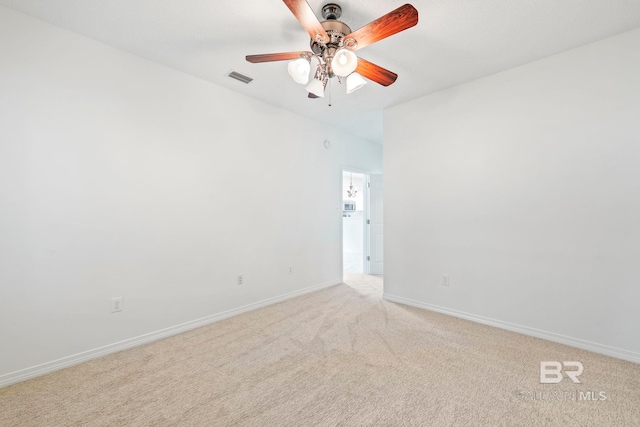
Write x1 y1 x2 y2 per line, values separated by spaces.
0 279 342 388
383 293 640 365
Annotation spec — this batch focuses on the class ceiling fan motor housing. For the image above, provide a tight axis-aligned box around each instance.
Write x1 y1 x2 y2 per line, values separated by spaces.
310 20 352 52
321 3 342 20
310 4 352 78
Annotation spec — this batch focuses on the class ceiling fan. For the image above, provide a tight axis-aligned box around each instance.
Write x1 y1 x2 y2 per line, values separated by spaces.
246 1 418 99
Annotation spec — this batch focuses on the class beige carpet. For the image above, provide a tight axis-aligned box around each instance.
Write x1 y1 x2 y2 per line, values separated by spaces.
1 274 639 426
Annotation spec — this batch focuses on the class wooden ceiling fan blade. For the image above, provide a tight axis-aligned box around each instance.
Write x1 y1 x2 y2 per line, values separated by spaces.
343 4 418 51
355 57 398 87
282 0 330 44
246 51 312 63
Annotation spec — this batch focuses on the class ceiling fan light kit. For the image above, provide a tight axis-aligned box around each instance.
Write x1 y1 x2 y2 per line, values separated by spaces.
331 49 358 77
306 76 326 97
287 56 312 84
346 72 367 94
246 1 418 101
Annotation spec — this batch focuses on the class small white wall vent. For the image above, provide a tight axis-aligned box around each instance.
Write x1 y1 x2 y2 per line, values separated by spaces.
227 71 253 84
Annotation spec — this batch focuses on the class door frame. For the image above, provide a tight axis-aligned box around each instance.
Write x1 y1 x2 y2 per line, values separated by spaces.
341 167 371 275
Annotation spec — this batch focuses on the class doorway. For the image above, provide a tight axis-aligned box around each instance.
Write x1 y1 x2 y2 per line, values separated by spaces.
341 169 384 276
342 170 367 274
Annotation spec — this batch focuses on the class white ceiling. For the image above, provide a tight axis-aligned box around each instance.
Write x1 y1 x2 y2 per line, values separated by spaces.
2 0 640 143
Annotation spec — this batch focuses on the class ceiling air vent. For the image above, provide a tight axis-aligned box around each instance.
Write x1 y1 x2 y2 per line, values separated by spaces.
227 71 253 84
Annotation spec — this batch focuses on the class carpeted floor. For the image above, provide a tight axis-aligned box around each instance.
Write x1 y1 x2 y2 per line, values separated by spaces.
1 274 639 426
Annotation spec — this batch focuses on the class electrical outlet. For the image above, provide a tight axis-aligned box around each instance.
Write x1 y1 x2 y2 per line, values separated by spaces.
111 297 123 313
288 266 293 274
237 275 243 285
442 275 450 286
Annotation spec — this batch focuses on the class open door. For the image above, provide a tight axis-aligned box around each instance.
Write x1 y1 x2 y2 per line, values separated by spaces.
368 174 384 274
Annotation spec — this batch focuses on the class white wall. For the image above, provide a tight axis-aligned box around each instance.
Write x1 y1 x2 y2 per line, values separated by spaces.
0 6 382 384
384 28 640 362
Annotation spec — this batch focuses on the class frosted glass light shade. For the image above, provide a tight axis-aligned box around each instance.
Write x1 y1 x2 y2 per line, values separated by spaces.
346 72 367 94
331 49 358 77
305 78 325 97
287 58 310 84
